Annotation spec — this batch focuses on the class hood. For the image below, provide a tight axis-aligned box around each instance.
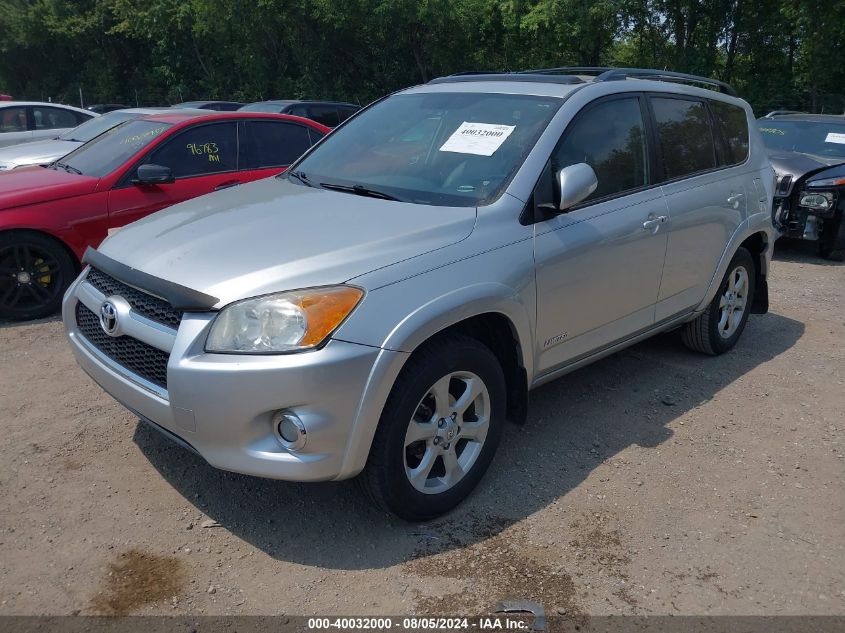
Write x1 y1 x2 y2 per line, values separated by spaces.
0 138 80 169
767 150 845 196
98 177 477 307
0 166 99 210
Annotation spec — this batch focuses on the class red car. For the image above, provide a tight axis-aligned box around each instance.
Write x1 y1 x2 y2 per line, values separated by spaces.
0 111 329 319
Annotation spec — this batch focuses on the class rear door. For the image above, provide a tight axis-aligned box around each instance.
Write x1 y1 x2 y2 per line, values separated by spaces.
0 106 32 147
106 120 239 228
30 106 88 142
238 119 320 179
651 95 747 321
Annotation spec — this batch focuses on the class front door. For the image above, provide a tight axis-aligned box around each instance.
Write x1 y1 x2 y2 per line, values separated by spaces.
533 95 670 376
107 121 240 228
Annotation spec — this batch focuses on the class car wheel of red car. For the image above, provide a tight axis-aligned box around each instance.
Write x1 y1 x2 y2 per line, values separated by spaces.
0 231 76 321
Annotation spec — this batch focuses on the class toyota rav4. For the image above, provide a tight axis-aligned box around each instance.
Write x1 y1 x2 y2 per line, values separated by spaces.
63 68 776 520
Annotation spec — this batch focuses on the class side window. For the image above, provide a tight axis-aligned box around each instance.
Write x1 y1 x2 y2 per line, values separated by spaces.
651 97 717 179
0 107 27 133
710 100 749 165
73 111 94 125
32 106 79 130
306 105 340 128
287 105 308 118
147 122 237 178
337 106 359 123
240 121 313 169
552 97 649 201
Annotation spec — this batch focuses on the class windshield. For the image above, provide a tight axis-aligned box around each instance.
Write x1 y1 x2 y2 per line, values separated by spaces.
758 120 845 159
58 110 141 143
289 92 562 206
59 119 171 177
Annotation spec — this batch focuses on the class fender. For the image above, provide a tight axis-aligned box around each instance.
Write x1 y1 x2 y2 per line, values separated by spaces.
694 210 773 313
334 279 535 479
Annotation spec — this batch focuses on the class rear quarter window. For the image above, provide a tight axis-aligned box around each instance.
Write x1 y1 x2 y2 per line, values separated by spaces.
710 100 749 165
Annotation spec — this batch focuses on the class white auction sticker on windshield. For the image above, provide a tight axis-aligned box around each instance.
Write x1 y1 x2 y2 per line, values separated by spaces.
825 132 845 145
439 122 516 156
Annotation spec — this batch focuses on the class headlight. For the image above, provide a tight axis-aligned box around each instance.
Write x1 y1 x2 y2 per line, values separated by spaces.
205 286 364 353
798 191 834 210
808 177 845 188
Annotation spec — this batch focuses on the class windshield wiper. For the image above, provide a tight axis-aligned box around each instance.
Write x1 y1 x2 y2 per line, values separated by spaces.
285 169 313 187
54 161 82 175
319 182 401 201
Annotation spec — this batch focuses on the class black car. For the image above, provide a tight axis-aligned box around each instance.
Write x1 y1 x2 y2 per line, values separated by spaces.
759 113 845 260
171 100 243 111
238 100 360 127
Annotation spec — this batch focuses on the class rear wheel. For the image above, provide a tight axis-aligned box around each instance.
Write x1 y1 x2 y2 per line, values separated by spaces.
0 232 76 320
682 247 755 355
360 334 506 521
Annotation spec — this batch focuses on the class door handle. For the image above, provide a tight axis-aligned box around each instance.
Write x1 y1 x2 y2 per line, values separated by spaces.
727 193 745 207
642 215 668 232
214 180 241 191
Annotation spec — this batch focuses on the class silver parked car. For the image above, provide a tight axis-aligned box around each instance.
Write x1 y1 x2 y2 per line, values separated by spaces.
0 101 96 149
0 108 197 171
63 68 776 520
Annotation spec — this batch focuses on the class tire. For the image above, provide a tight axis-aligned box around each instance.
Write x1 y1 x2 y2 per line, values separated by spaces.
0 231 77 321
818 215 845 262
682 247 756 356
359 333 506 521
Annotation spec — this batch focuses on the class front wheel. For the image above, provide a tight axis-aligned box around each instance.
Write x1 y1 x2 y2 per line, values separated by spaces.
359 334 506 521
682 247 756 355
818 215 845 261
0 231 76 321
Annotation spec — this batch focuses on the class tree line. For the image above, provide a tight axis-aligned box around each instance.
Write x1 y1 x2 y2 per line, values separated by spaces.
1 0 843 115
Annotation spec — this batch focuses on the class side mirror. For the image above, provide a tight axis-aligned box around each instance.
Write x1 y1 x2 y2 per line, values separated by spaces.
557 163 598 211
134 163 174 185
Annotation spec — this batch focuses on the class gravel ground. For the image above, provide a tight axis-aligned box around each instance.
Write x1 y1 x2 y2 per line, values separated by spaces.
0 240 842 617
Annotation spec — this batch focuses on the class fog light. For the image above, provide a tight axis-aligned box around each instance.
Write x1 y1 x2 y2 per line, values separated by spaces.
272 411 307 450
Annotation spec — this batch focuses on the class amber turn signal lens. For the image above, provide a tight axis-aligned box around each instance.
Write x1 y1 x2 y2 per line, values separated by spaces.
296 286 364 346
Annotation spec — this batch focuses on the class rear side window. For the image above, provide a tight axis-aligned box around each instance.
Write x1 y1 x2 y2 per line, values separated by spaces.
147 122 237 178
32 106 79 130
338 106 359 123
240 121 313 169
305 105 340 128
0 107 27 132
553 96 649 201
651 97 716 180
710 100 749 165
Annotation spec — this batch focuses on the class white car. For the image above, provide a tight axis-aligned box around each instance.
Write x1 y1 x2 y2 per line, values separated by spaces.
0 108 199 171
0 102 96 149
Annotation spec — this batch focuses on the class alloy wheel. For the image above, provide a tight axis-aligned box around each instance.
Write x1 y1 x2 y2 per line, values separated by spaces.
403 371 490 495
0 243 65 315
717 264 749 339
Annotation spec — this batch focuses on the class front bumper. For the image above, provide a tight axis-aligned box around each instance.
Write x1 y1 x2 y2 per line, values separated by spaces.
62 272 393 482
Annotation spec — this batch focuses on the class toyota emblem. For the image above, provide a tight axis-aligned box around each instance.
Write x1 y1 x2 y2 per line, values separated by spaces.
99 300 119 335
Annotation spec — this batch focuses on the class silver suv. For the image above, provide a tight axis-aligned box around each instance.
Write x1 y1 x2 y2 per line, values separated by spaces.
63 68 776 521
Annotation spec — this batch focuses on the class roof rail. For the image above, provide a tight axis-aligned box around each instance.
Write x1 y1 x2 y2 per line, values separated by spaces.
428 73 584 86
519 66 613 76
763 110 806 118
520 66 737 96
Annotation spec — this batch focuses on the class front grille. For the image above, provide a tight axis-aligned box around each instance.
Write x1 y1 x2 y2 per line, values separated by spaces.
85 268 182 329
76 303 169 389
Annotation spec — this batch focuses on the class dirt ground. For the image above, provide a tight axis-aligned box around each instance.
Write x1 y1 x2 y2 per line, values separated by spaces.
0 240 842 618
